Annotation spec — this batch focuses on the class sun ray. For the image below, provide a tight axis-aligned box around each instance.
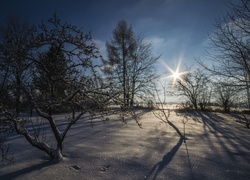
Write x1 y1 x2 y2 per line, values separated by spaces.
160 58 189 86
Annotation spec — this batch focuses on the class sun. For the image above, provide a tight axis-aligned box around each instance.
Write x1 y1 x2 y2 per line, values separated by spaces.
171 71 181 79
168 66 185 85
160 59 189 86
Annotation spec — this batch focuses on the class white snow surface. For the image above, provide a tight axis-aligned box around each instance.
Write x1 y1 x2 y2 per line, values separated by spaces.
0 110 250 180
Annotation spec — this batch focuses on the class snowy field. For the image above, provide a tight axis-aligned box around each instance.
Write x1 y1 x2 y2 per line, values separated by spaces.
0 109 250 180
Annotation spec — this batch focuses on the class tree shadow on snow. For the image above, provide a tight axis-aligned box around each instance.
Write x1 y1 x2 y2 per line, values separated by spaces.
0 159 57 179
145 137 184 180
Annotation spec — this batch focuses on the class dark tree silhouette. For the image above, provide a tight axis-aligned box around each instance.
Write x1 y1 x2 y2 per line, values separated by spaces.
213 80 238 112
173 68 209 110
102 20 159 107
33 43 74 115
197 0 250 108
129 36 160 106
0 16 36 116
102 20 136 107
1 14 113 161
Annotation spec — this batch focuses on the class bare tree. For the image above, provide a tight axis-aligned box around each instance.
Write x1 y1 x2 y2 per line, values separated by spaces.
0 16 36 116
1 14 113 161
198 0 250 107
213 80 239 112
0 107 14 162
102 20 159 108
102 20 135 107
129 36 160 106
197 80 213 110
172 68 209 110
152 83 184 139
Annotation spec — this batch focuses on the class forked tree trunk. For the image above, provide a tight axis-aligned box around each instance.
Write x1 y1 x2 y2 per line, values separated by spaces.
51 147 63 160
14 120 64 161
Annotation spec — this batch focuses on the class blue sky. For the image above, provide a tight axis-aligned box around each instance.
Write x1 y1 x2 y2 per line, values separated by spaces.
1 0 235 79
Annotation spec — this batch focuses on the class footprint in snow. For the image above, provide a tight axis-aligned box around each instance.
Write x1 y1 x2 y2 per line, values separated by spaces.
100 165 111 172
69 165 81 171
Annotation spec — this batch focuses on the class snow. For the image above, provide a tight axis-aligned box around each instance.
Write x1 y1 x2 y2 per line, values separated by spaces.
0 110 250 179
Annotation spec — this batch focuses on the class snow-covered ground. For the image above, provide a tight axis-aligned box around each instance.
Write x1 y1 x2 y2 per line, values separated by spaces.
0 109 250 180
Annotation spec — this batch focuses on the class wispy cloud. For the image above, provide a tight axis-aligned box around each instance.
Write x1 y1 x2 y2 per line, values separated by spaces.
145 36 166 51
93 39 106 57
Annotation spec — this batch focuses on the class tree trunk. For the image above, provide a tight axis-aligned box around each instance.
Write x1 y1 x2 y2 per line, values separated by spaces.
223 100 230 113
246 81 250 109
192 99 198 110
15 96 20 116
123 61 126 107
15 75 21 117
130 97 134 107
130 77 135 107
49 84 54 115
51 147 63 161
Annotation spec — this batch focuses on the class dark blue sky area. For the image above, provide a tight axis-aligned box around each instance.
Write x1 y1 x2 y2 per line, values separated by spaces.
0 0 236 72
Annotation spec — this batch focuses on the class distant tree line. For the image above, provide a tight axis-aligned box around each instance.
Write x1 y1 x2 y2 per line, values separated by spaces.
171 67 240 113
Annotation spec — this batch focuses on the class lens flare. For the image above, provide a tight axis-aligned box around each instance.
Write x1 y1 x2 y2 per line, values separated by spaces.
160 58 189 86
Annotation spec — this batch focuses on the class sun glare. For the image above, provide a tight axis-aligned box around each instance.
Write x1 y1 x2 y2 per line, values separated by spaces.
160 58 189 86
172 71 181 79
